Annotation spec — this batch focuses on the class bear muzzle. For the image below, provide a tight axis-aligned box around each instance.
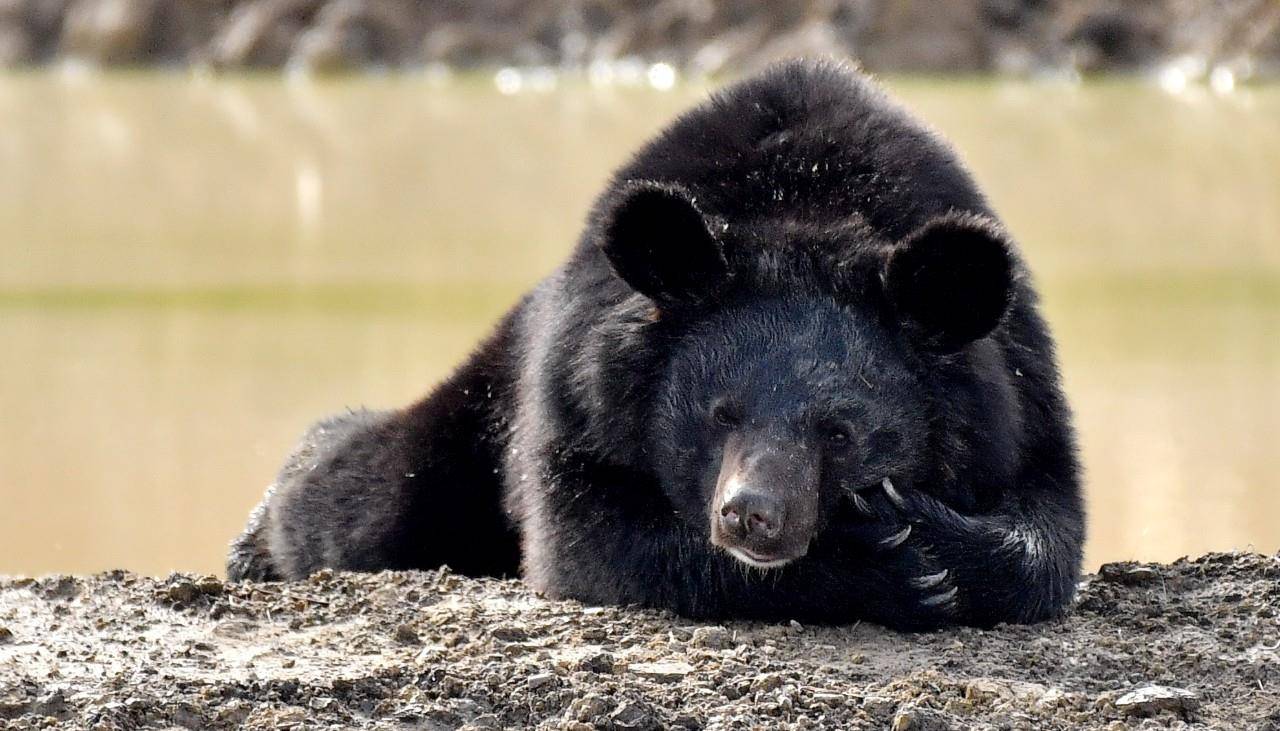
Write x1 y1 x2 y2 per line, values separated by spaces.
710 433 820 569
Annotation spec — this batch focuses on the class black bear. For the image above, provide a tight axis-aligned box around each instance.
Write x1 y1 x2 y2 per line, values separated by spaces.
228 59 1084 630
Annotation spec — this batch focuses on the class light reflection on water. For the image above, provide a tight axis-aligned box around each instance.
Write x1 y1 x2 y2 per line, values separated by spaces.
0 73 1276 577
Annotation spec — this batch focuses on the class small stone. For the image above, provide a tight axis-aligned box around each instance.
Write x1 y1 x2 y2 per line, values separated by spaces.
812 691 845 707
30 689 66 717
167 581 198 604
1099 563 1160 585
42 576 81 600
1114 685 1200 716
439 675 466 697
1036 688 1068 708
608 700 658 730
690 626 731 649
195 576 224 595
393 624 420 645
751 673 784 693
490 625 529 642
629 660 694 682
0 627 13 644
526 672 556 690
1124 567 1159 583
965 679 1005 703
862 695 896 717
460 714 501 731
890 706 948 731
576 651 615 673
567 695 610 722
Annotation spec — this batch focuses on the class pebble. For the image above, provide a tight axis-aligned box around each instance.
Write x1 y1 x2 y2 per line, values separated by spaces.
567 694 610 722
629 660 695 682
0 627 13 644
393 624 420 645
891 709 919 730
812 691 845 707
1114 685 1200 716
490 625 529 642
862 695 896 717
575 651 615 673
965 679 1005 703
751 673 784 693
1099 563 1160 585
608 700 658 730
690 626 731 649
526 672 556 690
459 714 500 730
891 706 948 731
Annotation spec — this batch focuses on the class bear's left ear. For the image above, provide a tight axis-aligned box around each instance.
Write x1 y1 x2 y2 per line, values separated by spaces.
598 181 730 307
884 212 1015 352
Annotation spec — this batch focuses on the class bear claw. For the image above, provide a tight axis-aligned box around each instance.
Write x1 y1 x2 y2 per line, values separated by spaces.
920 586 959 607
880 525 912 549
853 493 873 515
910 569 949 589
882 477 906 508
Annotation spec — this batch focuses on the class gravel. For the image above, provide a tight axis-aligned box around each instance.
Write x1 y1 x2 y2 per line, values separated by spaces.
1 552 1278 730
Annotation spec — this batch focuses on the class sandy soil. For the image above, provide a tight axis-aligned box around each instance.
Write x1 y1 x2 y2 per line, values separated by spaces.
1 552 1278 730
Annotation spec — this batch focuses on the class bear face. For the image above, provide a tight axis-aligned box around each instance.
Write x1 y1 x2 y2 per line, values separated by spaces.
649 295 931 568
601 182 1020 573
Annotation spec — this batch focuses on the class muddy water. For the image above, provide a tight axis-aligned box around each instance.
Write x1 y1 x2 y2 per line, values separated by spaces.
1 73 1276 577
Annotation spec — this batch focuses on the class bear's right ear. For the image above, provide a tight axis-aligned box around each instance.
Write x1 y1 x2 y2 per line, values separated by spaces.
598 181 730 306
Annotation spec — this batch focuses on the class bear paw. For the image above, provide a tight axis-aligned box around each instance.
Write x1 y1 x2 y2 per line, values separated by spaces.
846 477 987 617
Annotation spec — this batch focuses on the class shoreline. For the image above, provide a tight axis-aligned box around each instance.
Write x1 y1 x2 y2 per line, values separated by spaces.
2 1 1277 80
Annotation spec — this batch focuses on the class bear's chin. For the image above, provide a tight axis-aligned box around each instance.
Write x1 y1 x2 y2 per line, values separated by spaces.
725 546 800 570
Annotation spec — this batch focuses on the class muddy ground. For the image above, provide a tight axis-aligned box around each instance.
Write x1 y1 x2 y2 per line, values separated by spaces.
1 552 1277 730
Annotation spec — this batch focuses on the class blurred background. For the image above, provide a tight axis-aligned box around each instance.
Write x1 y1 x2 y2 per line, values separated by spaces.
0 0 1277 577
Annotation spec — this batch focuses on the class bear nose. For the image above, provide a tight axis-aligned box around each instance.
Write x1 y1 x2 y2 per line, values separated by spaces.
719 492 784 540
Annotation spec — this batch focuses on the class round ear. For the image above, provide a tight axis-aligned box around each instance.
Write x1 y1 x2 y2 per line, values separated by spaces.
884 213 1015 352
598 181 730 306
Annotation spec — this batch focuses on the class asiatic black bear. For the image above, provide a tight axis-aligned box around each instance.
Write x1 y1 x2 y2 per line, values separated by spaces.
228 59 1084 630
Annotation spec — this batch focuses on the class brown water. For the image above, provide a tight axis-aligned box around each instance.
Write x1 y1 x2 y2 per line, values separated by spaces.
1 72 1277 577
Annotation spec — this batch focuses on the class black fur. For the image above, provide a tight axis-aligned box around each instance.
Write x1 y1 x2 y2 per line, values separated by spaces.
228 59 1084 630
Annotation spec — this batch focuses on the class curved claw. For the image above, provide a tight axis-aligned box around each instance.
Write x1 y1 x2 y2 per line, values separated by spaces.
879 524 912 549
909 569 949 589
920 585 958 607
882 477 906 508
853 492 873 516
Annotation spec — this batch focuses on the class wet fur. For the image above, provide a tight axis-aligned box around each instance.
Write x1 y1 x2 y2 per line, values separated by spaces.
228 60 1084 630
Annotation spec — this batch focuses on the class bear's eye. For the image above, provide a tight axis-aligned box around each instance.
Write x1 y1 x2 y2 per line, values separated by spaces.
822 424 854 449
711 399 742 428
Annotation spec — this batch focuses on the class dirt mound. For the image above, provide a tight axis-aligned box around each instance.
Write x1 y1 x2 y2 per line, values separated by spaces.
1 552 1277 729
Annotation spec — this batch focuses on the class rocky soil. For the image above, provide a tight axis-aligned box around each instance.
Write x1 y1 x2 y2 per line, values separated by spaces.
1 552 1278 730
0 0 1278 78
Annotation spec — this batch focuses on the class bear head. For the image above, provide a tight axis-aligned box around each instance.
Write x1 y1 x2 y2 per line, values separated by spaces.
599 181 1016 569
